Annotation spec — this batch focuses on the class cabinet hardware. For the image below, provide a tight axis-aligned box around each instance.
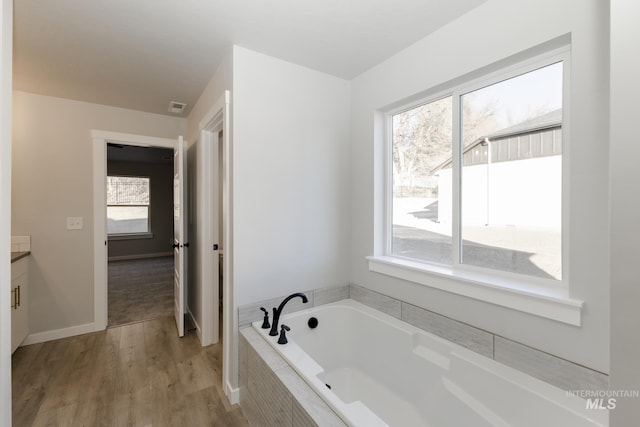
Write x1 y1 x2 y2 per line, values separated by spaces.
17 285 21 307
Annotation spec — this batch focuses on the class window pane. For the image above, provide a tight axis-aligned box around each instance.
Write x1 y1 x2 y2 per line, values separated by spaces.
107 176 149 205
460 62 563 279
107 206 149 234
391 96 453 264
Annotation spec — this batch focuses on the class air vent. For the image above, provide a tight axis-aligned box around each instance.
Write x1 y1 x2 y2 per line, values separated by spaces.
168 101 187 114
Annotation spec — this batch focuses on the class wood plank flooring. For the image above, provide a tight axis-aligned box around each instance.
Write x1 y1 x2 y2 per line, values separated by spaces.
108 257 174 327
12 316 248 427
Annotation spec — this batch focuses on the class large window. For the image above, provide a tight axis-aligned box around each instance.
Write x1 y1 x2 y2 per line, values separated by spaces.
107 176 151 235
389 53 565 282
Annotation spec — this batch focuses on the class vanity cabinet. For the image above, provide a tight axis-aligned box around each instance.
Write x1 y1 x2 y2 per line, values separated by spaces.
11 257 29 353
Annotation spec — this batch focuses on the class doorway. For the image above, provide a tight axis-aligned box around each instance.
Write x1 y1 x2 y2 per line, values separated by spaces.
92 131 181 333
106 144 175 327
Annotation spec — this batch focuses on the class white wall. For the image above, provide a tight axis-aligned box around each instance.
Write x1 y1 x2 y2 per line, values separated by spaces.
0 0 12 423
186 49 233 146
350 0 609 373
231 45 351 385
610 0 640 424
12 91 185 335
184 50 232 335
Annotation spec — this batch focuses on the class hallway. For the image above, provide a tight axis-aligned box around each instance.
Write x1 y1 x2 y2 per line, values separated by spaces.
12 316 248 426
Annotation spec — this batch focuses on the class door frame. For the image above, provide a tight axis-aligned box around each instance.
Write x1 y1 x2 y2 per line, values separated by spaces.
198 91 235 400
197 92 228 347
91 130 177 330
0 0 13 423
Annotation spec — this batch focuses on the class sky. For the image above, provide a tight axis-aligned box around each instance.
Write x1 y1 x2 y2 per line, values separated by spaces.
463 61 563 128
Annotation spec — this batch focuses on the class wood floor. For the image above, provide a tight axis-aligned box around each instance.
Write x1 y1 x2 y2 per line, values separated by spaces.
12 316 249 427
108 257 174 327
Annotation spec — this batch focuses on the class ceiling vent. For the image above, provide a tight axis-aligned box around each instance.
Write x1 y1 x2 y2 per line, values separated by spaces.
168 101 187 114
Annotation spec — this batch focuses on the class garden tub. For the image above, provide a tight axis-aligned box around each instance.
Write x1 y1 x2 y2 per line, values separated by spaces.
252 299 607 427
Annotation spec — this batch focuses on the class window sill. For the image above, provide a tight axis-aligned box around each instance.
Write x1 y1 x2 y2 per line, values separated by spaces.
108 232 153 241
367 256 583 326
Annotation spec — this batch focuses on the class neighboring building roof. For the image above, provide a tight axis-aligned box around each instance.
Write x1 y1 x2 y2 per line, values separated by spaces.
431 108 562 174
483 108 562 140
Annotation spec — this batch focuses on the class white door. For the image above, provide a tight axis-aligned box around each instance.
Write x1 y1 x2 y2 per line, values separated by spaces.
173 135 187 337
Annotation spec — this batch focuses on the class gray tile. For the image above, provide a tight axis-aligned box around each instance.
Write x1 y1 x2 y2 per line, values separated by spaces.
402 302 494 358
494 336 609 392
293 400 319 427
240 392 264 427
247 345 293 427
239 332 249 403
313 286 349 307
240 327 289 372
349 283 401 319
238 291 314 328
279 368 347 427
238 297 281 328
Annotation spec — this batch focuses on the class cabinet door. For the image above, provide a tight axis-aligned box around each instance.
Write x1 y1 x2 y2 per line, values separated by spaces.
11 260 28 353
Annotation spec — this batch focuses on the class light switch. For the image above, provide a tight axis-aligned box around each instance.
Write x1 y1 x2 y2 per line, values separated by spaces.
67 217 83 230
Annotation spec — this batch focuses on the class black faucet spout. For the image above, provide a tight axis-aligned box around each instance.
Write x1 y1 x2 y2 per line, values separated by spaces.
269 292 308 336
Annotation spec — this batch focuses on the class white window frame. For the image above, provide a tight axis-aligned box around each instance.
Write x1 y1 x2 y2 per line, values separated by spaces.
107 175 153 240
369 46 584 326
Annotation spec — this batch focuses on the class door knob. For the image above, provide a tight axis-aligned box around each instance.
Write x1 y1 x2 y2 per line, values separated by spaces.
172 243 180 249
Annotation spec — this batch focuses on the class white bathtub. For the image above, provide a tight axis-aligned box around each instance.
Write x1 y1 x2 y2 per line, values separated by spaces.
252 299 608 427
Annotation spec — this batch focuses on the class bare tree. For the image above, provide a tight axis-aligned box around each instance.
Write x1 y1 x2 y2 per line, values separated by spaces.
392 97 500 194
392 97 452 191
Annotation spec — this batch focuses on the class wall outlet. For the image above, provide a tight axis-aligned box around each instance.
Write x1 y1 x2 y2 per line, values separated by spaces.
67 216 83 230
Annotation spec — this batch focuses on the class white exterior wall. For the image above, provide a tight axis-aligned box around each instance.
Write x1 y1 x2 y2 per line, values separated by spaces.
351 0 609 373
438 156 562 227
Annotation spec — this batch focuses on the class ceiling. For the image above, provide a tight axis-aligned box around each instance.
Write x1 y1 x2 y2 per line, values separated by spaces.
13 0 486 117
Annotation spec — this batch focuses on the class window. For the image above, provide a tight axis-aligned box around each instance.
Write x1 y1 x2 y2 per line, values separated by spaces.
107 176 151 235
389 53 565 283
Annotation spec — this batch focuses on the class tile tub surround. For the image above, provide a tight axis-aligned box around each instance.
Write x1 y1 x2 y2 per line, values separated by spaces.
349 283 609 393
239 328 347 427
238 283 607 398
238 285 349 328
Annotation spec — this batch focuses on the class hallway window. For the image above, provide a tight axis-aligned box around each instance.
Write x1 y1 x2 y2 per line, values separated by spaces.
107 176 151 235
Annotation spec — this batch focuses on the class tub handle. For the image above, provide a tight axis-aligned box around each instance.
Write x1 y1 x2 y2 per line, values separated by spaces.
259 307 270 329
278 324 290 345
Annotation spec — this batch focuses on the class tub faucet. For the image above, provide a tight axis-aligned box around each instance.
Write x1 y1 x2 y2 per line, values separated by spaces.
269 292 308 336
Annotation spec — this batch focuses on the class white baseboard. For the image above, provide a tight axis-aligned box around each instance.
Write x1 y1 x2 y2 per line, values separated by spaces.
225 381 240 405
187 306 202 343
22 322 96 346
108 251 172 262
